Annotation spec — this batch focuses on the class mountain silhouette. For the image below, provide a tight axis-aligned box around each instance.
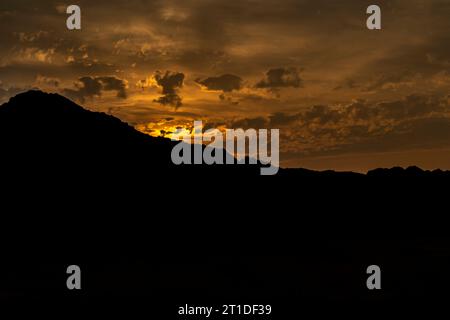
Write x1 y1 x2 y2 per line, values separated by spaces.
0 90 263 179
1 90 447 235
1 90 449 309
1 90 449 179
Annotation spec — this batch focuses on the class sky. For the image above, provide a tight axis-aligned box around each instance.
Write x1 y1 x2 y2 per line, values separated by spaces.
1 0 450 172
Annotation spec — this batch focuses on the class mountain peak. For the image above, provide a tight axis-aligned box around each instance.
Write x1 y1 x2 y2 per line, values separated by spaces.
2 90 89 116
9 89 56 101
0 90 173 167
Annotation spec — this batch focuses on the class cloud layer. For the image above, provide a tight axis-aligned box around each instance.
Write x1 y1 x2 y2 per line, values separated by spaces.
2 0 450 170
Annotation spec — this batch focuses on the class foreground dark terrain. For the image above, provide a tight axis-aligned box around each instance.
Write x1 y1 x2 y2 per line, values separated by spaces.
1 91 449 316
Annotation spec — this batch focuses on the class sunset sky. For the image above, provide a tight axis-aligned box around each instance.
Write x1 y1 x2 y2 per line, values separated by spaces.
1 0 450 172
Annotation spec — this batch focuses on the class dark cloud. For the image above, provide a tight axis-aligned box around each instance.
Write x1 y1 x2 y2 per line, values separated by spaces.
154 94 183 109
302 105 341 124
191 73 247 105
215 93 450 157
62 76 128 103
196 74 243 92
154 71 184 95
97 76 127 98
230 117 269 129
218 93 239 105
268 112 302 127
296 95 450 155
295 117 450 158
256 67 303 90
153 71 185 108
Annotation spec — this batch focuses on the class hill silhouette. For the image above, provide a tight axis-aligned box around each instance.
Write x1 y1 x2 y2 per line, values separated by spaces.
1 90 449 179
0 90 264 178
1 90 448 225
1 90 447 240
1 91 450 310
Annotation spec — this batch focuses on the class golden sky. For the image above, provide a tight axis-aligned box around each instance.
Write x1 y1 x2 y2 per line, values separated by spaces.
1 0 450 172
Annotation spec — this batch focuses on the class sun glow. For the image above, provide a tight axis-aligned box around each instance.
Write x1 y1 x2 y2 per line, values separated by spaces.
135 121 192 139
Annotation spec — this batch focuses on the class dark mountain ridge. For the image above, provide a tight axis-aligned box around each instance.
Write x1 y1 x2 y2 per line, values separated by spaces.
1 90 448 178
0 90 263 178
1 91 449 309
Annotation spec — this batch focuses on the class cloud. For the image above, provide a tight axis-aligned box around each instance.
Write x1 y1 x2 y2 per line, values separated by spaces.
153 71 185 108
62 76 128 103
154 94 183 108
16 31 50 43
196 74 243 92
3 0 450 169
293 95 450 155
14 47 56 64
364 72 422 92
256 67 303 90
268 112 302 127
214 93 450 157
154 71 184 95
35 75 60 88
230 117 269 129
334 79 359 91
96 76 127 98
